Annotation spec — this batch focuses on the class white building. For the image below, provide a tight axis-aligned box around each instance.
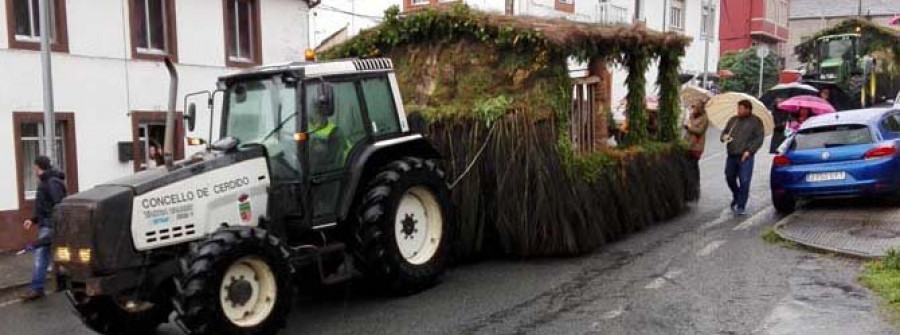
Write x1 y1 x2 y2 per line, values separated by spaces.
312 0 720 108
0 0 311 250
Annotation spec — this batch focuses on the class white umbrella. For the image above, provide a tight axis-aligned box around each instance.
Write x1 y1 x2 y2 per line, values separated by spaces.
680 85 713 107
705 92 774 136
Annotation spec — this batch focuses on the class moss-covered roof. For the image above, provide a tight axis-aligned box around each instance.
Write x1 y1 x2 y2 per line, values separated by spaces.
794 18 900 67
324 4 692 62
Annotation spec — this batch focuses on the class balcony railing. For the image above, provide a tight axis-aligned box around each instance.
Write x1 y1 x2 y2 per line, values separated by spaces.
597 3 629 25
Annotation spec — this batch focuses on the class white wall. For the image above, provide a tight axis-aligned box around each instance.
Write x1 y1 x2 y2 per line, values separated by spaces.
0 0 309 211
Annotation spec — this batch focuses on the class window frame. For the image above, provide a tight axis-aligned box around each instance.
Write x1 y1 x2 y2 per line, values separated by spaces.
128 0 178 62
223 0 262 67
668 0 685 30
555 0 575 13
5 0 69 52
12 112 79 216
130 111 185 172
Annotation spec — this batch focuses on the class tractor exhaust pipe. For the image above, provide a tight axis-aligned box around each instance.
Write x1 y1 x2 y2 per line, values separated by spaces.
163 58 178 170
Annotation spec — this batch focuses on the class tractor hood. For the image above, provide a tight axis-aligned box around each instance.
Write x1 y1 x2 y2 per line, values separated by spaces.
103 147 266 196
53 147 267 275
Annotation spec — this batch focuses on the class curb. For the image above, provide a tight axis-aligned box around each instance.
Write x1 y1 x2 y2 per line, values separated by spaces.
773 215 880 259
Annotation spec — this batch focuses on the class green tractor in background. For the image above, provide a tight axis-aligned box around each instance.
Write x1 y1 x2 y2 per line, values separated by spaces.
804 33 879 109
797 19 900 110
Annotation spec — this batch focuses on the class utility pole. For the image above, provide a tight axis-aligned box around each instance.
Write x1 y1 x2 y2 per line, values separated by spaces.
506 0 514 15
857 0 862 17
662 0 668 32
39 0 56 167
702 1 717 89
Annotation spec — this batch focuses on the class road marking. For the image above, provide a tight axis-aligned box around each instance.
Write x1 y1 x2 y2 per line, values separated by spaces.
734 206 775 231
601 306 625 319
699 150 726 165
700 208 734 230
696 240 727 257
0 299 21 308
645 269 682 289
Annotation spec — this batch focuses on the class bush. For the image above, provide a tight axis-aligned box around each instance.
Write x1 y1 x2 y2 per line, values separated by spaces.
718 48 779 96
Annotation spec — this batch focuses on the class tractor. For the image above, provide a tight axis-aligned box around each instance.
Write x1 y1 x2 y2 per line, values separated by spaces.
51 57 452 334
803 33 886 109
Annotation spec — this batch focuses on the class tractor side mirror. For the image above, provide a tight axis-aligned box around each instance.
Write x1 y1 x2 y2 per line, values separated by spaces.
185 103 197 132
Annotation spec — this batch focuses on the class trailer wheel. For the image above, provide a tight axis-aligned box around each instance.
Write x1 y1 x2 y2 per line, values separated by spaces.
356 157 451 293
68 291 171 335
174 227 293 335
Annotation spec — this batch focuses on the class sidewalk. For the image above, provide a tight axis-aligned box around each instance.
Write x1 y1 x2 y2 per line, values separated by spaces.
0 252 34 293
775 205 900 258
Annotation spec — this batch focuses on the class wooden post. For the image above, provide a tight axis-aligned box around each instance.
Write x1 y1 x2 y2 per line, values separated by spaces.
588 57 611 146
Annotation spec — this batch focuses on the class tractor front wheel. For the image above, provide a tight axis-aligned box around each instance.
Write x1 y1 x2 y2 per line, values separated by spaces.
174 227 293 335
68 290 171 335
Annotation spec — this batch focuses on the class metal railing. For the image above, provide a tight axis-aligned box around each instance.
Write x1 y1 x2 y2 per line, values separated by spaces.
597 3 629 25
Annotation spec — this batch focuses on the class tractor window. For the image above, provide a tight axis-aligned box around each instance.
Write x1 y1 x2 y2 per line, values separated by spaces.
225 77 300 179
361 76 400 136
305 81 366 174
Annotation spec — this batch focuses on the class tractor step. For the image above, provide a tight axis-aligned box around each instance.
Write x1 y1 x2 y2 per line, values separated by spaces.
289 242 356 285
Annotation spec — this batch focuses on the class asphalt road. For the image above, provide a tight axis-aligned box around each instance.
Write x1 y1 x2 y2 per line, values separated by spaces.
2 131 897 335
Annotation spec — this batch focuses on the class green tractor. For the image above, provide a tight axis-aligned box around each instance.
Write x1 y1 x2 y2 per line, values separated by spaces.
804 33 883 109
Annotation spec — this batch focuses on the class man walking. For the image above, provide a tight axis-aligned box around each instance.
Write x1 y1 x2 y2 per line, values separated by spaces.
21 156 67 301
721 100 764 215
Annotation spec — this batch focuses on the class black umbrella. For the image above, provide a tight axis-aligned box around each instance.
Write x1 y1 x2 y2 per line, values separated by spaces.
803 81 859 111
759 82 819 110
761 82 819 154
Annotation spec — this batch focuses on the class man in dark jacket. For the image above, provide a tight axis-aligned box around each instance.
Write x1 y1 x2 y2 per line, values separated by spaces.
721 100 764 215
21 156 67 301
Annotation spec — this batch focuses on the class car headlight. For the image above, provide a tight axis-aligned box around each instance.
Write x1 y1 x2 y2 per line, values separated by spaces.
54 247 71 263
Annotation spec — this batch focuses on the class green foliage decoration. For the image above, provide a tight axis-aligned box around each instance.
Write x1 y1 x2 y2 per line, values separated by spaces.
656 49 683 142
624 50 649 145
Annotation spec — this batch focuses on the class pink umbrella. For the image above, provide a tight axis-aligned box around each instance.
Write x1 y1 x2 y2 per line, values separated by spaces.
778 95 836 115
890 15 900 26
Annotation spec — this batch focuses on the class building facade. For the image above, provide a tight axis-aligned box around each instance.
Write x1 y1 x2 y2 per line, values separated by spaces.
313 0 719 115
786 0 899 70
0 0 311 251
718 0 790 60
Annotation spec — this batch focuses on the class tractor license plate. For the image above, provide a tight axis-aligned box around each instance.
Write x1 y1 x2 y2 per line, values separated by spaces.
806 171 846 182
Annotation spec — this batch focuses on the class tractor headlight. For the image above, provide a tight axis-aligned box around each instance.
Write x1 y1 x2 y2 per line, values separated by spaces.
54 247 71 263
77 248 92 264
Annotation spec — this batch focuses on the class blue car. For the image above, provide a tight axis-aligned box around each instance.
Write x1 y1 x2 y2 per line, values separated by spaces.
770 107 900 213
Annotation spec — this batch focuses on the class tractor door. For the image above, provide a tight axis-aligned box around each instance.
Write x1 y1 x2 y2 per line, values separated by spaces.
302 79 369 227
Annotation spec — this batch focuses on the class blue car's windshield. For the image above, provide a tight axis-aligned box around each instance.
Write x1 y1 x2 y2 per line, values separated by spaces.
792 124 873 150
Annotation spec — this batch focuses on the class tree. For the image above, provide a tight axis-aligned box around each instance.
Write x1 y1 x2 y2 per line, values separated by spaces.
718 48 779 96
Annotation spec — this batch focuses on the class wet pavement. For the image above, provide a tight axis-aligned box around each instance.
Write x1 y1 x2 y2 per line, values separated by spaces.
777 198 900 258
0 132 897 334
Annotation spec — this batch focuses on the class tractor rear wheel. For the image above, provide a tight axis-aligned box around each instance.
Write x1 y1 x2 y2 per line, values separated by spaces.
68 290 171 335
174 227 293 335
356 157 451 294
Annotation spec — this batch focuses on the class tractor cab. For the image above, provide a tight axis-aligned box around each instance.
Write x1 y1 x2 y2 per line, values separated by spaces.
814 33 861 81
193 58 414 236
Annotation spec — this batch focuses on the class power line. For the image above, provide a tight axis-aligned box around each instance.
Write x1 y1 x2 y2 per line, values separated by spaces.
315 4 383 21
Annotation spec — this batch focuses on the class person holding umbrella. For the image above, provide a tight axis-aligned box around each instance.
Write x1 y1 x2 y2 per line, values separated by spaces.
720 100 765 215
777 95 836 139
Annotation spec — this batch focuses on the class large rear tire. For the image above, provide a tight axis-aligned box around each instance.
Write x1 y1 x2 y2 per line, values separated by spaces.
68 291 171 335
355 157 451 294
174 227 293 335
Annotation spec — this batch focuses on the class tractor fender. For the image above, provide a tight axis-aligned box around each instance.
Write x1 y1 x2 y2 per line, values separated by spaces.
337 134 441 221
